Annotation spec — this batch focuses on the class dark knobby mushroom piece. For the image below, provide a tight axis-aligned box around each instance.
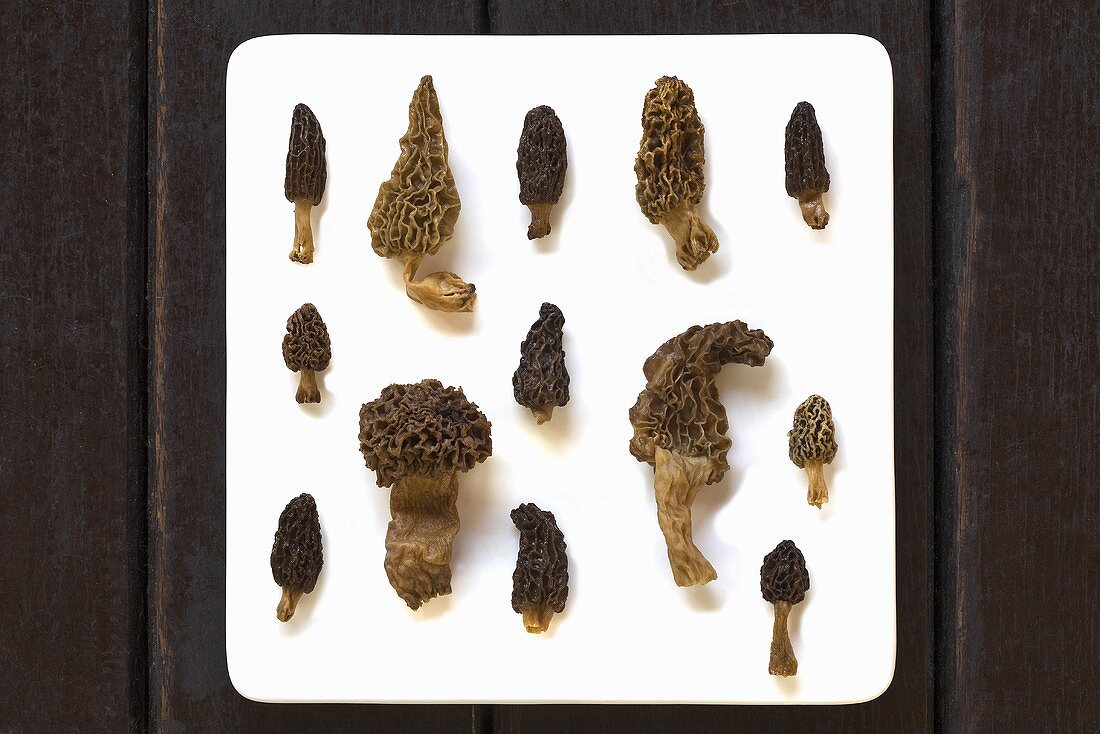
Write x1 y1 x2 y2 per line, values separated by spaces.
284 103 327 263
281 303 331 404
512 302 570 424
517 106 567 239
788 395 838 508
358 380 492 609
784 101 831 230
635 76 719 271
511 503 569 633
367 76 475 313
760 540 810 676
270 493 324 622
629 321 774 586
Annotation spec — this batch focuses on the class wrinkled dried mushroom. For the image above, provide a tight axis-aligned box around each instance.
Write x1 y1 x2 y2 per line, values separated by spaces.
284 103 327 263
784 101 831 230
270 493 324 622
788 395 838 508
760 540 810 676
367 76 475 313
358 379 492 609
635 76 719 271
511 503 569 634
281 303 331 404
512 302 569 424
629 321 774 586
517 106 567 239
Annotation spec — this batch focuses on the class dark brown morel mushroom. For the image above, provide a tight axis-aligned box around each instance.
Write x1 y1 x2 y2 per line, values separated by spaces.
635 76 719 271
788 395 838 508
511 503 569 634
284 103 327 263
512 302 569 424
784 101 831 230
281 303 331 404
358 379 492 609
760 540 810 676
367 76 475 313
629 321 774 586
270 493 324 622
517 106 567 239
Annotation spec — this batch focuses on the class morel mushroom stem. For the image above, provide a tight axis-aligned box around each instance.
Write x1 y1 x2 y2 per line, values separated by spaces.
290 199 315 264
400 255 476 313
295 369 319 404
384 473 461 610
277 588 305 623
653 447 718 586
526 203 553 239
520 604 556 634
769 600 797 676
804 459 828 508
660 203 719 271
531 405 555 425
798 193 829 230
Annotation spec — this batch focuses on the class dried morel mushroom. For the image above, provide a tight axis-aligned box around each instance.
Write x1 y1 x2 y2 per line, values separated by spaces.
281 303 332 404
635 76 719 271
516 106 567 239
270 493 324 622
512 302 569 424
284 103 327 263
788 395 838 508
784 101 831 230
760 540 810 676
629 321 774 586
367 76 475 313
358 379 492 609
510 503 569 634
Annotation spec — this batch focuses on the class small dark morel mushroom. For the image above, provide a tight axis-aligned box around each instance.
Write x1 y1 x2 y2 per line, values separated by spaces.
629 321 774 586
788 395 838 508
512 302 570 424
284 103 327 263
358 379 492 609
281 303 331 404
760 540 810 676
635 76 719 271
510 503 569 634
270 493 324 622
516 106 567 239
784 101 831 230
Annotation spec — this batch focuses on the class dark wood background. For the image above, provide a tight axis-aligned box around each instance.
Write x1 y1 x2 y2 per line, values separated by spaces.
1 1 1094 732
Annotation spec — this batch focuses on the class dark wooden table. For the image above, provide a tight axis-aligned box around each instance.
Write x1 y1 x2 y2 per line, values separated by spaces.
1 2 1095 732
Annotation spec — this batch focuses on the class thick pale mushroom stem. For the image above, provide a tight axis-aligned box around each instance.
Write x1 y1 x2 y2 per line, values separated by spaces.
530 405 555 425
659 202 719 271
769 600 798 676
289 199 315 263
384 472 461 610
276 588 304 622
798 193 829 230
520 604 556 634
295 369 320 404
804 459 829 508
653 446 718 586
527 203 553 239
401 256 477 313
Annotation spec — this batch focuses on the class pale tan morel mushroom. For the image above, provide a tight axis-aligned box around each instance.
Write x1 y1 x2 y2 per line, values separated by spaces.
788 395 838 508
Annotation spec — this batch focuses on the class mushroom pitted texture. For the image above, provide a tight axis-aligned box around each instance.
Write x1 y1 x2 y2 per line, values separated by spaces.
512 302 570 424
788 394 838 508
281 303 332 404
784 101 831 229
517 105 567 239
284 103 327 263
760 539 810 676
510 503 569 633
270 493 324 622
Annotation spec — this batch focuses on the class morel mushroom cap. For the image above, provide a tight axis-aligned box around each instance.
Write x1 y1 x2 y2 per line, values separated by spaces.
367 75 475 313
281 303 331 404
270 493 324 622
511 503 569 634
635 76 719 271
284 103 327 263
788 394 838 508
512 302 570 424
784 101 831 230
517 105 567 239
760 539 810 676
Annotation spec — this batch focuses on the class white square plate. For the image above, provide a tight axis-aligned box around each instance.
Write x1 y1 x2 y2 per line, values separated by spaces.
226 34 894 704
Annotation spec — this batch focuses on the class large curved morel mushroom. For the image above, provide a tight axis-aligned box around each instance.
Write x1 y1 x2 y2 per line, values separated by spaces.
367 76 475 313
517 106 567 239
784 101 831 230
512 302 570 424
788 395 838 508
281 303 331 404
629 321 774 586
511 503 569 633
760 540 810 676
358 379 492 609
284 103 327 263
635 76 719 271
270 493 324 622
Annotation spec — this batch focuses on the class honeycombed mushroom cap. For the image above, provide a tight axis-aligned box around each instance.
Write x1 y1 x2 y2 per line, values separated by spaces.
510 503 569 614
281 303 331 372
634 76 707 224
284 103 327 205
270 493 324 594
788 394 838 467
760 539 810 604
512 302 570 410
784 101 830 199
517 105 567 206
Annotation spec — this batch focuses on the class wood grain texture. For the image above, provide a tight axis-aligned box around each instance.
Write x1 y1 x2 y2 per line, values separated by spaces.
933 2 1099 732
489 1 933 732
148 2 486 731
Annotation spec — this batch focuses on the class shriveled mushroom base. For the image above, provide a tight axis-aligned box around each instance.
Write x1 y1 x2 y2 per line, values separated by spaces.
276 587 305 622
401 256 476 313
526 203 554 239
519 603 556 634
659 202 719 271
385 472 461 610
529 404 555 425
769 600 798 676
653 446 718 587
295 369 320 404
804 459 829 508
798 193 830 230
289 199 315 263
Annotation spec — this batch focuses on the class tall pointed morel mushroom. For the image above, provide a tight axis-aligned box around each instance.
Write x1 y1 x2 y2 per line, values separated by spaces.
516 105 567 239
358 379 492 609
367 76 475 313
281 303 332 404
635 76 719 271
284 103 327 263
270 493 324 622
784 101 831 230
629 321 773 586
788 395 838 508
760 540 810 676
510 503 569 634
512 302 570 424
